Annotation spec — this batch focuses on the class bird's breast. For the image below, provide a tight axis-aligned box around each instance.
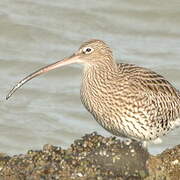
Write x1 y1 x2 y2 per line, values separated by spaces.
80 69 126 126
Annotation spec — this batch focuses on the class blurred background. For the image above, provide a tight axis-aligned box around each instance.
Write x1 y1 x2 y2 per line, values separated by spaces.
0 0 179 155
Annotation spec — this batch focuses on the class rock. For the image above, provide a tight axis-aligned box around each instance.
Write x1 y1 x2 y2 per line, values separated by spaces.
0 132 179 180
146 144 180 180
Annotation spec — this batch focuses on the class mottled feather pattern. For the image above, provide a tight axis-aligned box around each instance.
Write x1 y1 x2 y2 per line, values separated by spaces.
81 61 180 141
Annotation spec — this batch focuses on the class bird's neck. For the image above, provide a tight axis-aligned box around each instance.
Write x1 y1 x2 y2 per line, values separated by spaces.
80 59 118 113
84 57 118 76
83 62 118 84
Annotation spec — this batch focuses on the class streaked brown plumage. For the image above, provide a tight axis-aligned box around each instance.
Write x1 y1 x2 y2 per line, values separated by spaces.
6 39 180 145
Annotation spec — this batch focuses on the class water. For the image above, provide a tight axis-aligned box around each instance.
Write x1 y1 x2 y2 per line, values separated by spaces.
0 0 180 155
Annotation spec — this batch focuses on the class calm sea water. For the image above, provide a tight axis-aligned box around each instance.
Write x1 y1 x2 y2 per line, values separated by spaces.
0 0 179 155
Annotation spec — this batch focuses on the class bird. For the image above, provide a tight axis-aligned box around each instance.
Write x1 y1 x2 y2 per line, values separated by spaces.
6 39 180 146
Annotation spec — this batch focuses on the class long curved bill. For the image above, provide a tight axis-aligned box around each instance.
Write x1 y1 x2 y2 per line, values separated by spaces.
6 54 80 100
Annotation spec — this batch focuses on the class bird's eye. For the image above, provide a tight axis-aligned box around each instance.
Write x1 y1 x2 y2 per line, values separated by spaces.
82 47 94 54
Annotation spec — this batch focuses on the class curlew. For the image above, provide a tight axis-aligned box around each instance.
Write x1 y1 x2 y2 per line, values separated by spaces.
6 39 180 146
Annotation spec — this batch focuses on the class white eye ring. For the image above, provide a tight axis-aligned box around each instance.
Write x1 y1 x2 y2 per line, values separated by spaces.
82 47 94 54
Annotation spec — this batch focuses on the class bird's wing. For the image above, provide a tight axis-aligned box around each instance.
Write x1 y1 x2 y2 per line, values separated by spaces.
117 63 180 122
118 63 179 98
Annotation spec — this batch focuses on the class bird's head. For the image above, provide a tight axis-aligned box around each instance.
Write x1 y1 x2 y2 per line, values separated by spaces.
6 39 113 99
76 39 113 65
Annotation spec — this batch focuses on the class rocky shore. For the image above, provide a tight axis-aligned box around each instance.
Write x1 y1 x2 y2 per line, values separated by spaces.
0 132 179 180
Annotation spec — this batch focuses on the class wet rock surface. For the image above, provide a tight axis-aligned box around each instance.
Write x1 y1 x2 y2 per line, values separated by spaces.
0 132 179 180
146 144 180 180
